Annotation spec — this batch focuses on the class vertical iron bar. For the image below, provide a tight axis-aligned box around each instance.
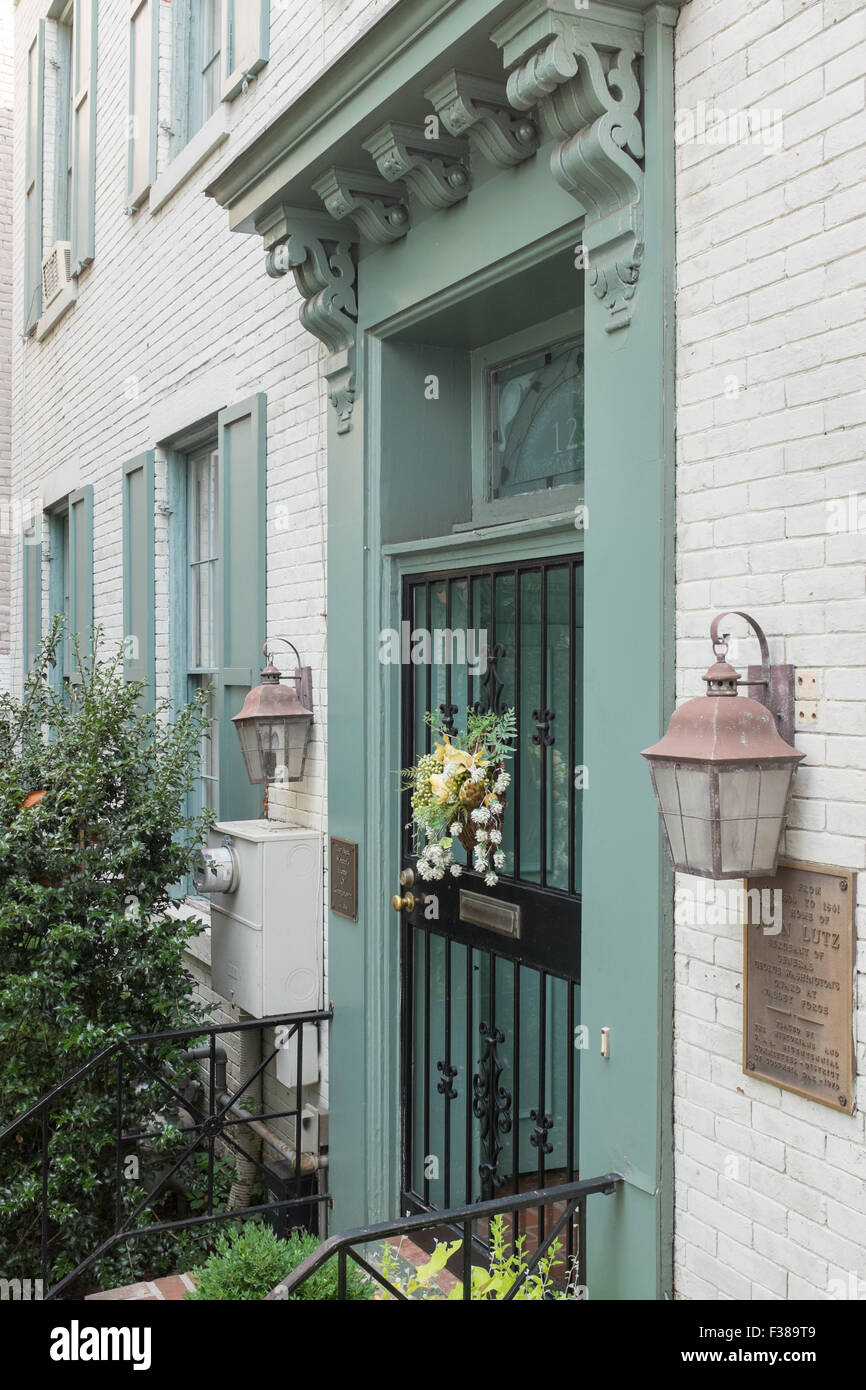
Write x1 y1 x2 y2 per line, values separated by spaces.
539 564 548 888
567 982 576 1271
537 970 547 1243
41 1110 49 1288
568 559 576 896
513 569 521 880
207 1033 216 1217
465 945 473 1206
463 1220 472 1300
424 581 432 754
422 928 431 1207
115 1055 124 1231
338 1249 347 1300
511 964 521 1255
295 1023 303 1193
400 920 415 1201
444 576 452 729
443 937 452 1208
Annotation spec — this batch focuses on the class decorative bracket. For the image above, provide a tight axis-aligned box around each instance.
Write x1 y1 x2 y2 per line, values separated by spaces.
362 121 471 210
424 69 540 169
260 207 359 433
311 167 410 245
493 4 646 330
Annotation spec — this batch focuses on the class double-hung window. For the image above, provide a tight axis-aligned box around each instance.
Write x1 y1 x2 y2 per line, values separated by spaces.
186 446 220 817
53 2 74 244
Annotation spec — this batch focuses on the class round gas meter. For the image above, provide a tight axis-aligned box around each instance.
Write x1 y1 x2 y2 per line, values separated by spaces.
192 844 239 895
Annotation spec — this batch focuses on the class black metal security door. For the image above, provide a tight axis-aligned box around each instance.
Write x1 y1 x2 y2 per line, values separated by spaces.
398 557 583 1239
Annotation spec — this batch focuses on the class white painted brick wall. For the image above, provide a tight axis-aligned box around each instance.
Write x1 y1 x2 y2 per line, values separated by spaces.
0 0 12 687
11 0 397 1120
674 0 866 1300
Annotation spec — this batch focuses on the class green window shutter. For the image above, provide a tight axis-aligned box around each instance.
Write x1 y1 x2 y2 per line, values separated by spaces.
68 485 94 682
217 394 267 821
221 0 269 102
127 0 158 208
24 23 46 332
71 0 98 272
22 520 43 684
122 453 155 709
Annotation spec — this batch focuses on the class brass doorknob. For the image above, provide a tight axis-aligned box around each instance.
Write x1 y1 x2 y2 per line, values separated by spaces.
392 892 416 913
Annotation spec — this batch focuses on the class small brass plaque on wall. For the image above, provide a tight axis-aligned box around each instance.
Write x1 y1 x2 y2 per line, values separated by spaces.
329 838 358 920
744 860 856 1112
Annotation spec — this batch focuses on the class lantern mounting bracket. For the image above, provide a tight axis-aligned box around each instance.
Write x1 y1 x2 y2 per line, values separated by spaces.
709 611 796 746
262 638 313 713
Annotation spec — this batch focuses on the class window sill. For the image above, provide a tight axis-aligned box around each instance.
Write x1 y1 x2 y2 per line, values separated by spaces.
35 281 78 342
149 106 229 215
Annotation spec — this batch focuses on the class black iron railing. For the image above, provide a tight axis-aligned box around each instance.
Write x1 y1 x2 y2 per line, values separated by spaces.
0 1009 332 1299
267 1172 622 1301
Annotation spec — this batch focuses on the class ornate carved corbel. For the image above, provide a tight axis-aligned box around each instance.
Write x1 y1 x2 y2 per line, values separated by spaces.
311 167 410 245
424 69 540 168
261 207 359 433
493 5 646 330
362 121 471 210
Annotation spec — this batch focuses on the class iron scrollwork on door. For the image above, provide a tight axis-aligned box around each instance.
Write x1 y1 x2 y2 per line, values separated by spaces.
529 1109 555 1155
472 1021 513 1193
532 707 555 746
473 642 506 717
436 1060 458 1100
438 702 458 734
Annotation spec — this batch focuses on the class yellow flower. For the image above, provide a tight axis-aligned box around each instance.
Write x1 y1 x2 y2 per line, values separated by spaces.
429 773 452 803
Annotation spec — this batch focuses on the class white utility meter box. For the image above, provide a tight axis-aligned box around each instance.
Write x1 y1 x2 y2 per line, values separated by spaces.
207 821 322 1033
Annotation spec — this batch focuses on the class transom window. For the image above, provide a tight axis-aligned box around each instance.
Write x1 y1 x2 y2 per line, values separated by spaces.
488 337 584 500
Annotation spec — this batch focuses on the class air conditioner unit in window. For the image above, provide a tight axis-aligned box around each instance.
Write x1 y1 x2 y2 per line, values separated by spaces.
41 241 72 308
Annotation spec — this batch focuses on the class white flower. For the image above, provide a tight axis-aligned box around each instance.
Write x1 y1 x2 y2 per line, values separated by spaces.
428 844 443 864
484 871 498 887
450 864 463 878
487 797 501 814
489 828 502 845
493 852 505 869
449 822 462 838
476 829 488 844
431 866 445 880
471 806 491 825
494 773 510 794
470 763 486 783
416 859 431 879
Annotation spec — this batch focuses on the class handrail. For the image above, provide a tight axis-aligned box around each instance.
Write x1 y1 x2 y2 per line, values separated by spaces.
0 1008 333 1298
267 1172 623 1301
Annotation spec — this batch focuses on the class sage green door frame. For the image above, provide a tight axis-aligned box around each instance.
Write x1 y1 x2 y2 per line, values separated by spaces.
206 0 681 1300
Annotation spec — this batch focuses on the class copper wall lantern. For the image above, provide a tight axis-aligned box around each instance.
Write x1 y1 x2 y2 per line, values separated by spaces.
642 612 803 879
232 640 314 785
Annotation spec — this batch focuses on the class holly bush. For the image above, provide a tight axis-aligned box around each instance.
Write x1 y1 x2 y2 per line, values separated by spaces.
0 622 218 1292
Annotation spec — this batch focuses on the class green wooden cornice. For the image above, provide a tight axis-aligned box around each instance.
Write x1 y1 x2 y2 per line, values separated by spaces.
207 0 687 427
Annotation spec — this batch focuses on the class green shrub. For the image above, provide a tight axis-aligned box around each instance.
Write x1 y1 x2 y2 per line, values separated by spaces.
0 622 216 1290
185 1223 374 1301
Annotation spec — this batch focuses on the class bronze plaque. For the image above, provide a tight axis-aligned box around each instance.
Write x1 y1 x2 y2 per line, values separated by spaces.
329 838 358 920
744 860 856 1112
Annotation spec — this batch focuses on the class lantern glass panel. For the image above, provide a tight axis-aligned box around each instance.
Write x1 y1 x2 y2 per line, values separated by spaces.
751 814 786 874
718 767 760 819
652 766 680 815
681 810 714 875
676 767 712 819
758 767 794 818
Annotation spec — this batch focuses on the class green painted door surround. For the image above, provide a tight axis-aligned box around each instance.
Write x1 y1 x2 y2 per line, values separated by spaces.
207 0 684 1298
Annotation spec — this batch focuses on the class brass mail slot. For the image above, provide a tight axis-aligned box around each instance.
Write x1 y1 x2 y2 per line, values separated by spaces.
459 890 521 939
